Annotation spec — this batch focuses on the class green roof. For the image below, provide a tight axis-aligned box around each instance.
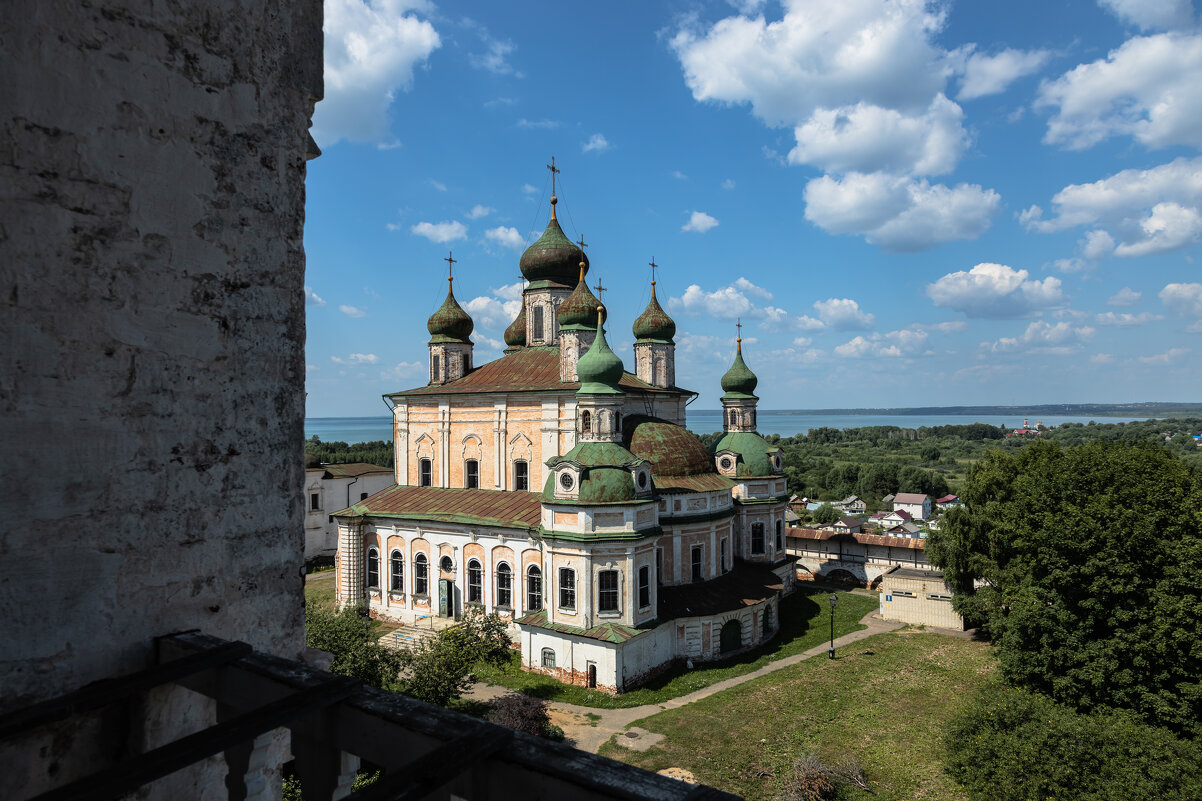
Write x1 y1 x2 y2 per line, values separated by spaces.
576 318 624 395
515 609 647 644
711 431 780 477
503 303 526 348
623 415 715 478
558 271 605 328
426 279 473 343
545 441 646 504
632 285 676 342
519 216 587 285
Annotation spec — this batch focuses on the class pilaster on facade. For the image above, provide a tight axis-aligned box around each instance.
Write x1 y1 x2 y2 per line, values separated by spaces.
720 398 758 433
428 341 473 386
392 402 410 486
438 403 451 488
524 288 571 347
337 520 365 610
633 341 675 390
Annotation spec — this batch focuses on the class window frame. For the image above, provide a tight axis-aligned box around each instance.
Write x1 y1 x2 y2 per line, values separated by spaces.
597 569 620 614
496 562 512 609
532 305 544 341
775 519 783 551
467 558 483 605
431 354 441 382
691 545 703 583
751 522 765 555
366 546 380 590
513 460 529 491
419 458 432 487
721 537 728 573
558 567 576 610
389 549 404 594
414 553 429 596
527 565 542 610
638 565 650 609
541 648 555 668
310 492 320 511
465 459 479 489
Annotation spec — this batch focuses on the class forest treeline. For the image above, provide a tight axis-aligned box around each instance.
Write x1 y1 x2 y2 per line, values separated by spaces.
308 419 1202 509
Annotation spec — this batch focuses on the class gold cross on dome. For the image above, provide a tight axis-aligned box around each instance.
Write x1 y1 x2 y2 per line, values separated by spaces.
736 318 742 341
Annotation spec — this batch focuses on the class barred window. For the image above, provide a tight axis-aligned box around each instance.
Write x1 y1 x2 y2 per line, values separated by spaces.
390 550 403 593
366 547 380 589
558 567 576 609
414 553 428 596
598 570 619 613
467 559 483 604
527 565 542 610
496 563 512 608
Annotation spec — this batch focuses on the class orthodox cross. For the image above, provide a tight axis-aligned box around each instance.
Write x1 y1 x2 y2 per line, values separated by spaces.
444 251 456 279
649 257 658 285
736 318 742 342
576 235 588 252
546 157 560 196
595 279 607 305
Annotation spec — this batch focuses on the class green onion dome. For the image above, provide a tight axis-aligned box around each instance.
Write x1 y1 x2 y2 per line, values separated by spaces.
503 303 526 349
623 416 713 477
575 310 624 394
720 339 758 398
709 431 781 477
632 282 676 342
519 215 588 286
426 277 473 343
558 264 606 328
543 441 644 505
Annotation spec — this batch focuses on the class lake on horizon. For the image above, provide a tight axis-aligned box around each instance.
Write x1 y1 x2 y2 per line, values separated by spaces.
306 410 1150 444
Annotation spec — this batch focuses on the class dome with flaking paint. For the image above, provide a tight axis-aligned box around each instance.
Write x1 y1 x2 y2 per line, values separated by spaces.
426 279 473 343
503 303 526 348
519 217 589 286
632 285 676 342
710 431 781 477
720 341 758 398
575 313 624 394
543 441 646 505
558 267 606 329
623 416 713 477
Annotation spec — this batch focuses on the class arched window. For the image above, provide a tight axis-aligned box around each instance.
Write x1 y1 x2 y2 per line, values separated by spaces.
532 305 544 341
419 458 432 487
513 460 529 491
751 522 765 554
496 563 512 608
541 648 556 668
465 459 479 489
366 547 380 589
775 520 783 551
414 553 428 596
467 559 483 604
527 565 542 610
720 620 742 653
598 569 619 613
390 549 403 593
580 409 591 435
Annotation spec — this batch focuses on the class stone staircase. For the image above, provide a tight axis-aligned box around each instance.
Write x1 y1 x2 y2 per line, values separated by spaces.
380 614 458 652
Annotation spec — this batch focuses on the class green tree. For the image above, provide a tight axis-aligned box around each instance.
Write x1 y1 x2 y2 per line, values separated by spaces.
927 440 1202 735
944 684 1202 801
304 602 405 690
397 606 512 707
811 503 841 525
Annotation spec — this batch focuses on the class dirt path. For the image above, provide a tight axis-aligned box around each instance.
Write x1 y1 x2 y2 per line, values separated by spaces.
467 611 904 754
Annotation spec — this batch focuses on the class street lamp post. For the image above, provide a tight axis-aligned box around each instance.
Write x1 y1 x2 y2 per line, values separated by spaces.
828 593 838 659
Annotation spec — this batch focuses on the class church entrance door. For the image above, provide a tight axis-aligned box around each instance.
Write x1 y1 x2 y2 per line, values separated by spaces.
586 662 597 688
438 579 454 618
720 620 742 654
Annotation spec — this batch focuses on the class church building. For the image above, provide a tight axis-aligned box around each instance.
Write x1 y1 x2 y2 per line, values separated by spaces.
334 181 795 693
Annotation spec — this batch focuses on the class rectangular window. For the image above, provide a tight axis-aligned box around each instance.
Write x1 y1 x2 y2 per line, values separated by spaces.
638 566 650 609
721 538 728 572
541 648 555 668
514 460 529 491
598 570 619 613
465 459 479 489
691 546 703 582
431 355 441 382
558 567 576 609
532 305 544 341
360 492 368 501
751 523 765 555
656 547 663 586
527 567 542 610
419 458 432 487
775 520 783 551
310 493 320 511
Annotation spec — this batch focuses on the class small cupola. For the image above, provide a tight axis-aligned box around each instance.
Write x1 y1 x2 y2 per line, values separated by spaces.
632 260 677 389
503 300 527 353
720 322 758 433
426 252 474 385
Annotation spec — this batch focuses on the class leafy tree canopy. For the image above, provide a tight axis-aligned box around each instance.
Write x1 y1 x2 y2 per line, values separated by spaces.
304 602 405 690
811 503 841 525
927 440 1202 735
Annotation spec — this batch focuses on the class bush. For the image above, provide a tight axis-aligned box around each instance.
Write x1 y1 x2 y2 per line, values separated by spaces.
778 753 870 801
487 693 554 738
304 602 404 690
944 684 1202 801
396 607 512 707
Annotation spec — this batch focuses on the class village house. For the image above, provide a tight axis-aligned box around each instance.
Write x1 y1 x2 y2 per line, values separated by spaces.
878 567 966 630
304 462 394 559
836 495 867 514
892 492 932 520
786 527 932 587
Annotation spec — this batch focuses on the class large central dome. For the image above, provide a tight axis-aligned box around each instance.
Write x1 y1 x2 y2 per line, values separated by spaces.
520 216 589 285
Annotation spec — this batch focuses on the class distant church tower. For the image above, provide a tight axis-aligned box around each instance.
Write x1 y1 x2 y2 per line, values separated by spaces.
632 259 676 389
425 252 474 385
558 254 605 382
720 324 758 433
575 308 625 443
519 159 586 348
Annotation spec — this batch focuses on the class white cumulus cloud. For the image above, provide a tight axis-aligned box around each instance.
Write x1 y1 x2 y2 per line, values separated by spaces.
1108 287 1143 306
339 304 367 318
813 298 875 330
313 0 441 146
682 211 720 233
332 352 379 364
669 278 774 318
582 133 611 152
1095 311 1164 326
956 47 1051 100
304 286 326 306
928 263 1066 319
467 204 493 219
411 220 467 243
985 321 1094 354
484 225 525 250
381 360 424 381
1037 32 1202 151
1099 0 1196 32
1139 346 1190 364
1160 282 1202 319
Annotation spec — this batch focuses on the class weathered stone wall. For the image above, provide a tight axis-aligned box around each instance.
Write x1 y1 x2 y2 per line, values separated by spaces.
0 0 321 794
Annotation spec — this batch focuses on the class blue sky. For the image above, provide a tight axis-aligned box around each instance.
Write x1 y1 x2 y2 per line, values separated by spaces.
304 0 1202 417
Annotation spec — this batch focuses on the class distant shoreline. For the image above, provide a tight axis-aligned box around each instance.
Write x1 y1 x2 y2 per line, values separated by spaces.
751 402 1202 418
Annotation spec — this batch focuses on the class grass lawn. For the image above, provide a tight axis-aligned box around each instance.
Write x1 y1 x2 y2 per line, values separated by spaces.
304 572 401 640
599 630 994 801
472 587 880 709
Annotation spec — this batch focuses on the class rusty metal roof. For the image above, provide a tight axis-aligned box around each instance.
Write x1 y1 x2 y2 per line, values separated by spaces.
653 473 737 494
310 462 391 479
335 485 542 531
515 610 646 644
658 561 783 620
389 347 691 397
786 526 926 550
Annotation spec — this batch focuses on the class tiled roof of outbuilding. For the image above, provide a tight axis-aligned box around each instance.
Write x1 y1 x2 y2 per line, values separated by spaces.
514 609 645 644
310 462 391 479
333 485 541 531
390 347 690 397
